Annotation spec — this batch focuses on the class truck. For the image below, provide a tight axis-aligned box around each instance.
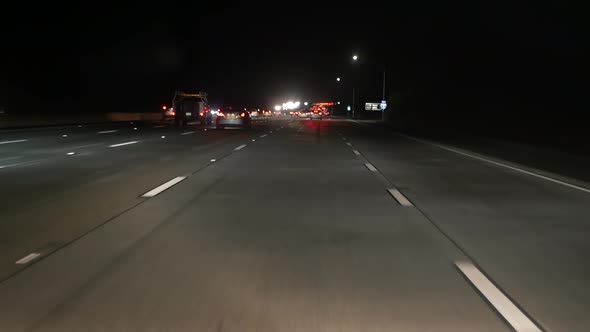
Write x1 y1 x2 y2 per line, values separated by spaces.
171 91 209 126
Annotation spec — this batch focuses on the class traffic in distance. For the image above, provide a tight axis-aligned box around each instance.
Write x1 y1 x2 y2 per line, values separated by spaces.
161 90 336 129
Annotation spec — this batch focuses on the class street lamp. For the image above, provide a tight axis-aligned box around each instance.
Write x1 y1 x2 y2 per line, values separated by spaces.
352 55 358 61
336 77 341 82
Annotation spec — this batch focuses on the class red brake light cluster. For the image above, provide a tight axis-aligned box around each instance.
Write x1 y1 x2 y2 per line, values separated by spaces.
217 111 225 117
240 112 245 117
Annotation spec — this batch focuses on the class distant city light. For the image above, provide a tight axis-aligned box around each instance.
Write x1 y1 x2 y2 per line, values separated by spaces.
304 102 308 106
336 77 341 82
274 105 282 111
347 105 351 111
337 101 341 105
352 55 358 61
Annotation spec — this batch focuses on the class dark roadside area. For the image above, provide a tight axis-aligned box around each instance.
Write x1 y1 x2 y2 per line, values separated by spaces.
352 110 590 184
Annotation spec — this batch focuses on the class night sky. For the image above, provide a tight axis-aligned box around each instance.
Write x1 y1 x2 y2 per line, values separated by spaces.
1 1 588 135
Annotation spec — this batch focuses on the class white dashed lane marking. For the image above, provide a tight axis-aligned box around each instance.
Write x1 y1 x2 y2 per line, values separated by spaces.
141 176 187 198
455 261 542 332
387 189 414 207
109 141 138 148
0 139 28 145
15 253 41 265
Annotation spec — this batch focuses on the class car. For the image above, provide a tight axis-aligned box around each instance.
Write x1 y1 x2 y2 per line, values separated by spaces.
162 106 176 120
216 106 252 129
310 109 323 119
248 108 260 118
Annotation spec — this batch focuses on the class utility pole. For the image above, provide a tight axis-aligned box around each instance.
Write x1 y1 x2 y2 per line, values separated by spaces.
352 87 355 118
381 67 386 121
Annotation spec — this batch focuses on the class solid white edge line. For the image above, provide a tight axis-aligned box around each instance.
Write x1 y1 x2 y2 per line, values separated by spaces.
260 134 268 138
181 131 195 135
455 261 542 332
15 253 41 265
109 141 138 148
0 139 28 145
402 135 590 194
387 188 414 207
141 176 187 198
365 163 378 172
346 142 352 146
352 150 361 156
234 144 247 151
98 130 118 134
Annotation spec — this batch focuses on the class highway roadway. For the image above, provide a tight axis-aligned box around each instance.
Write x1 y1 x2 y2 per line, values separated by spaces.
0 117 588 331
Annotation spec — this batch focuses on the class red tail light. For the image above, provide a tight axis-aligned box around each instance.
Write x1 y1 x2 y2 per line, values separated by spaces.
240 112 245 117
199 112 204 116
171 111 175 116
162 105 167 110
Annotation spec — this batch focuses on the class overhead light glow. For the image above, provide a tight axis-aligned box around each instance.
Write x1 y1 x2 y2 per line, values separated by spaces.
274 105 282 111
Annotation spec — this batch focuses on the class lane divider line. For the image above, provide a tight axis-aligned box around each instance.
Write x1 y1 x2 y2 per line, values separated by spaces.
260 134 268 138
455 261 542 332
352 150 361 156
365 163 378 172
181 131 195 135
0 139 28 145
141 176 187 198
15 253 41 265
109 141 138 148
346 142 352 147
234 144 247 151
341 137 347 141
401 134 590 194
153 125 165 128
98 130 118 134
387 189 414 207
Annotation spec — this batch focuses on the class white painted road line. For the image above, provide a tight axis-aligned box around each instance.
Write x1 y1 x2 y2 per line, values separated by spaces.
341 137 347 141
153 125 165 128
62 134 68 138
181 131 195 135
260 134 268 138
403 135 590 194
109 141 138 148
234 144 247 151
352 150 361 156
141 176 187 198
161 136 166 139
210 159 216 162
15 253 41 265
0 139 28 145
387 189 414 207
98 130 118 134
365 163 378 172
455 261 542 332
345 142 352 147
66 152 76 156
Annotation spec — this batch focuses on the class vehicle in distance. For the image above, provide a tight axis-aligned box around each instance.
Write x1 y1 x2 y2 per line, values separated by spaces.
248 108 259 118
216 106 252 129
162 105 175 120
172 91 209 126
310 107 323 120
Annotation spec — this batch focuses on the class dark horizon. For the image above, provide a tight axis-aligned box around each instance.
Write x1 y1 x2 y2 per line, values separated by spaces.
1 1 588 133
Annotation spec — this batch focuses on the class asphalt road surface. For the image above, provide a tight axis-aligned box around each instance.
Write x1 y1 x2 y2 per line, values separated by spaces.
0 117 588 331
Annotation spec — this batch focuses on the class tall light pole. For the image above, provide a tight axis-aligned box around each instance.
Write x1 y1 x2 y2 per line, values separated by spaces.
351 55 359 118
